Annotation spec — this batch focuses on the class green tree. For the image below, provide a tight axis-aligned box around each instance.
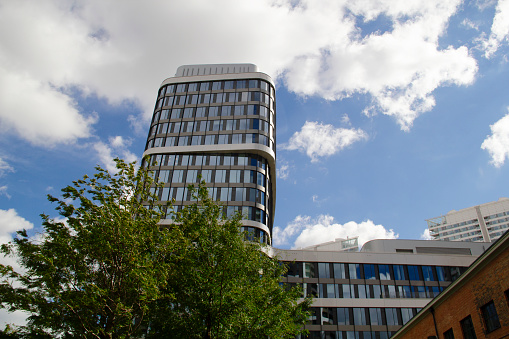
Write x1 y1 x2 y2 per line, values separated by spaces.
0 160 311 338
148 183 311 339
0 159 174 338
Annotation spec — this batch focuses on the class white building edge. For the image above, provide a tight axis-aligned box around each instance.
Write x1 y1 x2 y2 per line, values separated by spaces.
426 197 509 242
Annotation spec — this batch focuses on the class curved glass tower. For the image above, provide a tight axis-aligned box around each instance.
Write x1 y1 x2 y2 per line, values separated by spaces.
143 64 276 244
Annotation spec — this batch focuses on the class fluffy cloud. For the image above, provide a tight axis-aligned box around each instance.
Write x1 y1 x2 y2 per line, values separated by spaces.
283 121 367 161
282 0 478 130
0 209 34 245
482 0 509 58
420 228 434 240
94 136 138 173
481 111 509 167
0 209 34 328
273 214 398 249
0 208 34 277
0 0 481 149
0 69 98 147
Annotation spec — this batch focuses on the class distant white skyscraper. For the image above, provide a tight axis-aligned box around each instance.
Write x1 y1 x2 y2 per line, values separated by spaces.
426 198 509 242
143 64 276 244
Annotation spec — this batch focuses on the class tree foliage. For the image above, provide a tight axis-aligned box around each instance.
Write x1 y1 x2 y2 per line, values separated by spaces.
0 159 172 338
0 159 310 338
149 183 311 338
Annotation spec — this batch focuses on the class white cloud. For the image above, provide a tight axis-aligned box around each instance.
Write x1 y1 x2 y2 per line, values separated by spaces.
0 158 14 177
273 214 398 249
481 111 509 167
0 0 481 147
109 135 128 148
0 209 34 328
420 228 434 240
0 310 29 329
341 114 351 126
282 0 478 130
0 68 98 147
461 18 480 31
482 0 509 58
0 185 10 199
0 209 34 246
276 161 290 180
94 135 138 173
0 208 34 279
283 121 367 162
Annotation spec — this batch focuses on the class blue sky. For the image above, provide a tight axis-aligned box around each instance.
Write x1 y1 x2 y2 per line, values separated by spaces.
1 0 509 277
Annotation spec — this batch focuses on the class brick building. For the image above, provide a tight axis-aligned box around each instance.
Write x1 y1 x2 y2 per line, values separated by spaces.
392 231 509 339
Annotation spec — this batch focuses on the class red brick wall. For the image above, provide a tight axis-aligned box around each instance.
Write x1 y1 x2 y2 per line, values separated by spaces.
396 246 509 339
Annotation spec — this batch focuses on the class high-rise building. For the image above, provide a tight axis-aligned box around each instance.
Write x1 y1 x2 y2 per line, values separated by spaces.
426 198 509 242
142 64 276 244
142 64 498 339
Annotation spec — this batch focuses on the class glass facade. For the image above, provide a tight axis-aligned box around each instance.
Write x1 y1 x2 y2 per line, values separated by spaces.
283 261 468 338
143 67 276 244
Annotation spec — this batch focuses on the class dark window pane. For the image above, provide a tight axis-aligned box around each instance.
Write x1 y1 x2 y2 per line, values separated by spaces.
385 308 400 326
379 264 391 280
285 262 301 278
318 263 331 278
407 265 420 280
224 80 234 89
199 82 210 91
304 262 317 278
369 308 383 325
436 266 446 281
333 263 346 279
460 315 477 339
353 308 367 325
393 265 407 280
444 328 454 339
481 301 500 333
422 266 435 281
364 264 376 280
337 307 351 325
349 264 360 279
401 308 413 324
212 81 222 90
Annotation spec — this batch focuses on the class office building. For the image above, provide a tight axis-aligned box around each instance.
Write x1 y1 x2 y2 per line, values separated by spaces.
142 64 276 244
392 231 509 339
143 64 497 339
426 198 509 242
275 239 492 339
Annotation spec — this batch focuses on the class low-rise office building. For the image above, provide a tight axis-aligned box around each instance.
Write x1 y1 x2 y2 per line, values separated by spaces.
275 239 491 338
391 230 509 339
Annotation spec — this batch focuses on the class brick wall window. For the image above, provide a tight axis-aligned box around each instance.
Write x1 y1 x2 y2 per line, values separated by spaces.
444 328 455 339
480 301 501 333
460 315 477 339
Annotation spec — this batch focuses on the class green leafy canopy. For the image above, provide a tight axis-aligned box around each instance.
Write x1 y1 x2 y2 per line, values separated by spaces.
0 158 310 338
